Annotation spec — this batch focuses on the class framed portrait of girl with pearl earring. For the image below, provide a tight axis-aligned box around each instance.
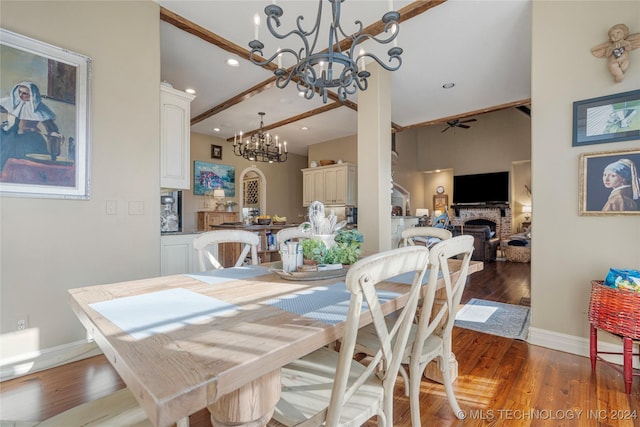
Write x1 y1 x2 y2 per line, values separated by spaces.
579 148 640 215
0 29 91 199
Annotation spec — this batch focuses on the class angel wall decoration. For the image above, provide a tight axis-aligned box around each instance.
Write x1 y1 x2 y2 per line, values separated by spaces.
591 23 640 83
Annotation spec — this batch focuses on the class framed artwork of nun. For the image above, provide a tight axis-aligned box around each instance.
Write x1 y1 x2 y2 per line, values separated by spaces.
0 29 91 199
579 148 640 215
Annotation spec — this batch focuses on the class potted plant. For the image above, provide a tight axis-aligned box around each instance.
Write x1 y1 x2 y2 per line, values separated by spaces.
300 238 328 265
327 229 364 265
300 229 364 268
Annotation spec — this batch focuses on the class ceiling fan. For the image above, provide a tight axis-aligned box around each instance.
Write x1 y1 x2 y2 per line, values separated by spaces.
441 118 477 133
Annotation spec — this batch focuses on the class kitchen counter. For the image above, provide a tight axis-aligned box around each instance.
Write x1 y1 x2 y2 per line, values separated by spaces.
209 223 301 231
161 230 203 236
208 223 303 265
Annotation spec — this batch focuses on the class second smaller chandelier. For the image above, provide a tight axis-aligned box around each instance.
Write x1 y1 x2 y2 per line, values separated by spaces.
233 112 288 163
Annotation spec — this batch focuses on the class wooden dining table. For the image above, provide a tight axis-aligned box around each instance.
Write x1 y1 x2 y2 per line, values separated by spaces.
68 259 483 427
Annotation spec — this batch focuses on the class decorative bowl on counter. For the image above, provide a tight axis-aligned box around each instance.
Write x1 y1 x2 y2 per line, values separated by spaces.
256 218 272 225
319 160 335 166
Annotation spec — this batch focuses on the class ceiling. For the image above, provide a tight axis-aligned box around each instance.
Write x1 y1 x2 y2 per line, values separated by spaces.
157 0 532 156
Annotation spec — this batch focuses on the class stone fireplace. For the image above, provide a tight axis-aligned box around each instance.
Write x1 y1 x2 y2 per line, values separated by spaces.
451 205 512 241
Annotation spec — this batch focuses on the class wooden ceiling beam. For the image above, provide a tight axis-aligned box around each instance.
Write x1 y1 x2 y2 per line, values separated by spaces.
396 98 532 132
225 103 343 142
160 7 272 70
191 77 276 125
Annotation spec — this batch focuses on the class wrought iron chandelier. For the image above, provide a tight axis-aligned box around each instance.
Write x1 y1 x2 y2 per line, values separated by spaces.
248 0 402 103
232 112 288 163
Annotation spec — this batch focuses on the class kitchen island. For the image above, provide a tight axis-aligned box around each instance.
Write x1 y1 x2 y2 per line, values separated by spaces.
209 223 302 266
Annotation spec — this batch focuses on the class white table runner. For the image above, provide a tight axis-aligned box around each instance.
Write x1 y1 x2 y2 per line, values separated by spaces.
264 282 400 325
89 288 239 339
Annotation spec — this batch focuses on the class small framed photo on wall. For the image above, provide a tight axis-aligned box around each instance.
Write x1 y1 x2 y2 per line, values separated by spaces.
573 89 640 147
579 148 640 215
211 144 222 160
433 194 448 212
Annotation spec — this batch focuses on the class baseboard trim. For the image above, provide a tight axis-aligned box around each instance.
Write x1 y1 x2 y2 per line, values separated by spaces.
2 328 637 382
528 327 640 369
1 339 101 382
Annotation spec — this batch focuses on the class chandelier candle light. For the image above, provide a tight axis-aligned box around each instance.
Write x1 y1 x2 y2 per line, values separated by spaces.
233 112 288 163
248 0 402 103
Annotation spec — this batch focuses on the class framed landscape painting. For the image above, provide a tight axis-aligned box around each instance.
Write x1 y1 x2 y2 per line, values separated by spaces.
579 148 640 216
193 161 235 196
0 29 91 199
573 90 640 147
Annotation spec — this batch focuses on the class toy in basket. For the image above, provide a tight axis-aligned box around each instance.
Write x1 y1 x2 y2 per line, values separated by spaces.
589 280 640 338
588 279 640 394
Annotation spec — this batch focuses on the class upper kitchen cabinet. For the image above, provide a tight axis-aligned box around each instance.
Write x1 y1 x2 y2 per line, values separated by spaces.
302 163 356 206
160 84 195 189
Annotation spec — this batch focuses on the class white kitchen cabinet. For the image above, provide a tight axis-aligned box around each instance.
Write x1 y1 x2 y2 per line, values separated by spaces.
302 168 325 206
302 163 356 206
161 233 201 276
160 85 195 189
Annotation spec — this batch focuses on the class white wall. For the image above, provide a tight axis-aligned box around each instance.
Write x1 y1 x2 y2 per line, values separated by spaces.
530 1 639 344
1 1 161 360
417 108 531 174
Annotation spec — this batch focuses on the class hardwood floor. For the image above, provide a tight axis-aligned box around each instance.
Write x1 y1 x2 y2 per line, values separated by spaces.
2 261 638 426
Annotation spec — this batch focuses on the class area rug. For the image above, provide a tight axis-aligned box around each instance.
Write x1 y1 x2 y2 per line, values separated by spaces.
454 298 530 340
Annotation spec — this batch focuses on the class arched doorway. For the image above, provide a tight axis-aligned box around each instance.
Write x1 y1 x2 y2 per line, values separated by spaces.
238 166 267 222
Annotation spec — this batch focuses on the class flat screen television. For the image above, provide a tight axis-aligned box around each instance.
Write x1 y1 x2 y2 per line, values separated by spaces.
453 171 509 204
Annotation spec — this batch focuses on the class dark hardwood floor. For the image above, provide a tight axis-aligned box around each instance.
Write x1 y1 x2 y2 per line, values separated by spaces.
2 261 639 426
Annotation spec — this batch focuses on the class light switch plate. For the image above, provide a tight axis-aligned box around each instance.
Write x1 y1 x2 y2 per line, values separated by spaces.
106 200 117 215
128 201 144 215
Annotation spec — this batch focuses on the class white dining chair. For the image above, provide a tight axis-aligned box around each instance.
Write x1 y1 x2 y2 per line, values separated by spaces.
271 245 430 427
400 226 452 249
275 226 310 249
354 235 475 427
193 229 259 271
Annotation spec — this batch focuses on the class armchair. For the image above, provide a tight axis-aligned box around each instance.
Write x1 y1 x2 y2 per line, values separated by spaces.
463 225 499 262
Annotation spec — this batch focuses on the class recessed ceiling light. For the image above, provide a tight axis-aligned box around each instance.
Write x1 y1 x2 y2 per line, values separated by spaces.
301 126 310 131
185 88 196 94
442 82 455 89
226 58 240 67
212 127 220 132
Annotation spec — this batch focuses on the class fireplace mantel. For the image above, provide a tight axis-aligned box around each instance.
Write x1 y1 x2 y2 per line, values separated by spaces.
453 203 509 216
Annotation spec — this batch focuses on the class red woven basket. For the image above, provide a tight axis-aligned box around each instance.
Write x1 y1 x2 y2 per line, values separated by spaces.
588 280 640 340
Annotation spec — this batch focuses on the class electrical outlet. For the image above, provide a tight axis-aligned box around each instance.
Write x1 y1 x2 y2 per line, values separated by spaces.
14 315 28 331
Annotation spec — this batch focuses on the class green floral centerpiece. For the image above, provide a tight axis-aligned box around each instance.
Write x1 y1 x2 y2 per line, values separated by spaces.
300 238 328 264
300 229 364 266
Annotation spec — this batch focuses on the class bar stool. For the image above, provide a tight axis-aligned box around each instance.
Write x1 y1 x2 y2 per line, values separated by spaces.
588 280 640 394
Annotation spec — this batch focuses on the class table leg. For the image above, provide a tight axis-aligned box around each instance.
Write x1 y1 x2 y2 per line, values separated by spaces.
208 369 281 427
